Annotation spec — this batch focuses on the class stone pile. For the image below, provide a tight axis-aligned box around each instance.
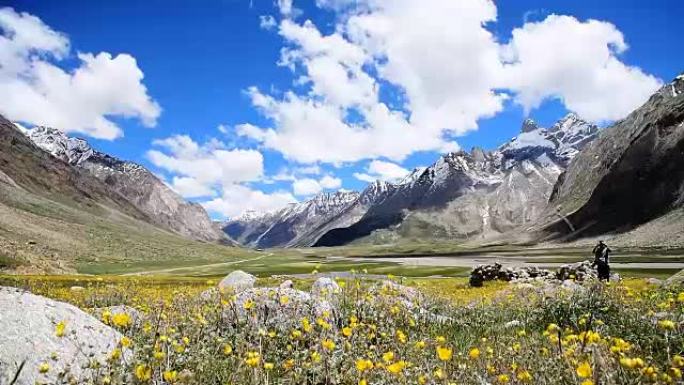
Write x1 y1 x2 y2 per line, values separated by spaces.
469 263 555 287
469 260 619 287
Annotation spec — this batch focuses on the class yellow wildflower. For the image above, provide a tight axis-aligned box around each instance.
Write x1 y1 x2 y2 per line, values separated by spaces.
163 370 178 383
576 362 592 378
437 346 453 361
55 321 66 338
469 347 481 359
135 365 152 382
386 360 406 375
322 339 336 351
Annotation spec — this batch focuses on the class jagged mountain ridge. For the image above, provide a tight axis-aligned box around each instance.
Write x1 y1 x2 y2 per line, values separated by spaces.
222 187 393 248
25 126 225 243
225 113 599 248
314 113 599 246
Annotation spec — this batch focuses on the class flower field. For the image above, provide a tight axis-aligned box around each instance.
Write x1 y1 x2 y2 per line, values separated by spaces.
1 274 683 385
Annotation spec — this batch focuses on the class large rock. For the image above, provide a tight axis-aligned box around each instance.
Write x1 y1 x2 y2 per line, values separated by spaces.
311 277 341 299
219 270 256 294
0 287 126 385
665 269 684 286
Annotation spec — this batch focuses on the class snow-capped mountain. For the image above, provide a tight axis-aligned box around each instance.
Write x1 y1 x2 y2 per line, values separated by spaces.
222 190 367 248
25 126 226 243
225 113 600 248
314 113 600 246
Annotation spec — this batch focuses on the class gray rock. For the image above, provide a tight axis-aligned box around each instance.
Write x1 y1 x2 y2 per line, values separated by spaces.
279 280 294 289
311 277 341 299
646 278 663 286
666 269 684 286
219 270 256 294
0 286 127 385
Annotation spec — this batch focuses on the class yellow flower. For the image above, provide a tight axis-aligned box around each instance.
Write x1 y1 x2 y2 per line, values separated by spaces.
359 380 367 385
673 356 684 367
283 359 295 370
581 380 594 385
386 360 406 375
620 358 637 369
342 327 353 337
112 313 132 329
223 344 233 356
415 340 426 349
311 351 322 363
396 330 407 344
38 362 50 374
658 320 676 330
245 351 261 367
135 365 152 382
322 339 336 351
163 370 178 383
517 370 533 382
109 348 122 360
436 336 446 344
382 351 394 363
355 358 373 372
669 367 682 379
55 321 66 337
280 295 290 305
264 362 274 370
497 374 510 383
436 346 453 361
120 336 132 348
576 362 592 378
469 347 481 359
243 299 255 310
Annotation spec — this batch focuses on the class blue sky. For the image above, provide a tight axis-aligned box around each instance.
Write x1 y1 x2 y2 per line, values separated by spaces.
1 0 681 218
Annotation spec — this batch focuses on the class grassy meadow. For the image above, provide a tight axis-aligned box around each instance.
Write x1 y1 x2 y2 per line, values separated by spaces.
2 273 684 384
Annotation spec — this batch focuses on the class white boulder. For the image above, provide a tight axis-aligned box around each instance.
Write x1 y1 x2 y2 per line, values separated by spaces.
0 286 127 385
219 270 256 294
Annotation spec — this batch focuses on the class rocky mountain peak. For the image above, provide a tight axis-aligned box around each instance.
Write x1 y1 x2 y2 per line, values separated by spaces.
27 126 95 166
520 118 538 133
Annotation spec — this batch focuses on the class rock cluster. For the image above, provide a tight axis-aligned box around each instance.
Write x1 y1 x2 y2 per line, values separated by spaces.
469 260 619 287
469 263 555 287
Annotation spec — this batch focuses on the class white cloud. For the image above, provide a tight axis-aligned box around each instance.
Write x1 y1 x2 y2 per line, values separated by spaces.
319 175 342 189
147 135 264 198
259 15 277 30
501 15 662 121
242 1 660 165
203 184 296 218
293 178 322 196
0 7 160 139
170 176 216 198
354 160 409 183
292 175 342 196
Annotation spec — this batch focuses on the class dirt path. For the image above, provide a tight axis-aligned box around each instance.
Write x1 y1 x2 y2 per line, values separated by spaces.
122 254 271 276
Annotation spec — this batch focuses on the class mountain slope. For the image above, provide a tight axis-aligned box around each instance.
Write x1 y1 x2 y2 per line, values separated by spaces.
315 114 599 247
0 114 242 273
534 74 684 241
25 127 225 243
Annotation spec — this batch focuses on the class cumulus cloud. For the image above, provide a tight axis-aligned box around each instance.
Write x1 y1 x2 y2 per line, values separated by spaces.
0 7 160 139
292 175 342 196
203 184 297 218
240 0 660 165
354 160 409 183
169 176 216 198
147 135 264 198
501 15 662 121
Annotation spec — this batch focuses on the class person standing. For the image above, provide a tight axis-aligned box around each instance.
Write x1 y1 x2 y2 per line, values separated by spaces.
592 240 612 281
